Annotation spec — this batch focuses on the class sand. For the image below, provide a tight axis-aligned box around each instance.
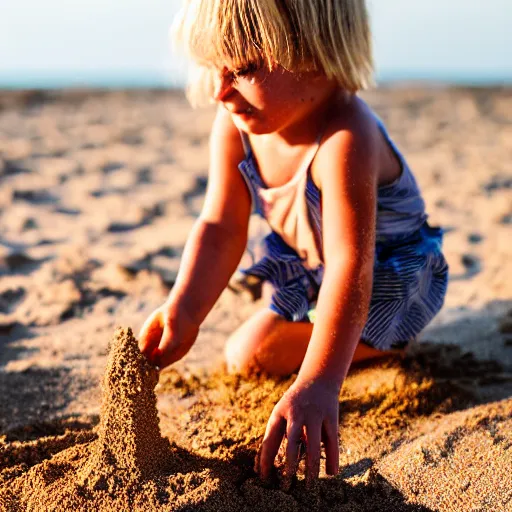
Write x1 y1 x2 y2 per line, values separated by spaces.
1 328 511 511
1 328 173 510
0 87 511 510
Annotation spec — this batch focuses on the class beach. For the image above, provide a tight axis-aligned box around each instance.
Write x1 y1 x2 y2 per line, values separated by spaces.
0 86 511 511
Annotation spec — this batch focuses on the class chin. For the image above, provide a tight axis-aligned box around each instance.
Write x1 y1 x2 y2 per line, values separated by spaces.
231 114 273 135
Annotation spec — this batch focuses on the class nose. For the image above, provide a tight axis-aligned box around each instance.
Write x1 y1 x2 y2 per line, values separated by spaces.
212 69 234 101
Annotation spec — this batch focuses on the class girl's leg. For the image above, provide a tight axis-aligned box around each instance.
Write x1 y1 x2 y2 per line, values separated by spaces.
224 308 403 377
224 309 310 376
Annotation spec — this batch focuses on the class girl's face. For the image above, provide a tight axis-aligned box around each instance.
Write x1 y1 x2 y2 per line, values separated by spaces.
212 63 337 135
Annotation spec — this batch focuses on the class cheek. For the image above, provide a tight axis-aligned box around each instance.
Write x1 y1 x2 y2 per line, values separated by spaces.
263 92 306 119
263 75 310 108
257 82 293 108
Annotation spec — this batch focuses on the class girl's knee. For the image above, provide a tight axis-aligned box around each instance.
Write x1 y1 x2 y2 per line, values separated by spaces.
224 334 257 375
224 310 284 375
225 310 312 377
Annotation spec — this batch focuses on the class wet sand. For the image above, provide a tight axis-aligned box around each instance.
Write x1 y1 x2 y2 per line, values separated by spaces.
0 87 511 510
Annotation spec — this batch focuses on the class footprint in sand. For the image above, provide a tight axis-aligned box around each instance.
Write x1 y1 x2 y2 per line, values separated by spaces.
483 175 512 194
182 175 208 203
0 159 32 178
54 206 81 216
467 232 483 244
182 175 208 216
450 253 482 281
21 217 38 231
499 212 512 225
0 287 25 314
12 189 58 205
120 133 144 146
461 253 481 273
101 161 125 174
0 252 45 276
121 246 179 286
106 203 165 233
90 187 129 198
135 167 152 185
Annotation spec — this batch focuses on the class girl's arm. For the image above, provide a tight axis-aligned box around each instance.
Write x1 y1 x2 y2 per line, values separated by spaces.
297 119 378 389
169 107 251 324
139 107 251 367
258 112 378 487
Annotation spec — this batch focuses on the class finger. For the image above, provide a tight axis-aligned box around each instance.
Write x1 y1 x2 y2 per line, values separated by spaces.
282 420 302 491
138 311 163 357
322 417 340 476
153 322 176 369
305 421 322 487
258 412 286 482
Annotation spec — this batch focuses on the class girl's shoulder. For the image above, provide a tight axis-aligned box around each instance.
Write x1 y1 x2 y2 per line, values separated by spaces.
210 106 246 152
311 96 382 187
322 96 380 148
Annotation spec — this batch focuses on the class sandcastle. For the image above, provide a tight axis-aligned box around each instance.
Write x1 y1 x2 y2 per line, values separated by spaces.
0 327 173 511
77 327 170 490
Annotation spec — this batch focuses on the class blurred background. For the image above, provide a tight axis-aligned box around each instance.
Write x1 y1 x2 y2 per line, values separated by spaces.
1 0 511 89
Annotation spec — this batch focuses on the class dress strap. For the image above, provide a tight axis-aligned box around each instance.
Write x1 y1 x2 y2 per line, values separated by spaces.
296 118 328 176
239 130 252 156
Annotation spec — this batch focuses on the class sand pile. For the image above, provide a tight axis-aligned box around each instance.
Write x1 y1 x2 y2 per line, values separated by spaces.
0 327 174 511
77 327 170 490
1 329 511 511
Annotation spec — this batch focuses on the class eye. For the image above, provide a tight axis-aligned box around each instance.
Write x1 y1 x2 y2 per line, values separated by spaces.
232 62 260 79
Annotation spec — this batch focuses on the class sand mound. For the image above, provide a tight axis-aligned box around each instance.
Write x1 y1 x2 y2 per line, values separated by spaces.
77 327 170 490
1 329 511 511
0 327 173 511
379 399 512 511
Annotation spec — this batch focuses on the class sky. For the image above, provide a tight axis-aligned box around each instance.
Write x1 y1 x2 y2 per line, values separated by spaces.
0 0 511 87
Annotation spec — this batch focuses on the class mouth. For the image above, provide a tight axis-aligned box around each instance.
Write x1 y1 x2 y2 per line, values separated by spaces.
229 106 255 116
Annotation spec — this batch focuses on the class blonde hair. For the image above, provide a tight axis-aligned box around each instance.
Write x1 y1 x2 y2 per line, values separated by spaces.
172 0 374 107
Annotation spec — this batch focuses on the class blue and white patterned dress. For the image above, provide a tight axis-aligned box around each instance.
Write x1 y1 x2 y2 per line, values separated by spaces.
237 115 449 350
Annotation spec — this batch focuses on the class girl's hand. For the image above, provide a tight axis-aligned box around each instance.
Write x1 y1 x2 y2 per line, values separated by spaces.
256 379 340 489
138 302 199 369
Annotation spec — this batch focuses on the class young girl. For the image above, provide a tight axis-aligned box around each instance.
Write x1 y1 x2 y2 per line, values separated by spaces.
139 0 448 488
